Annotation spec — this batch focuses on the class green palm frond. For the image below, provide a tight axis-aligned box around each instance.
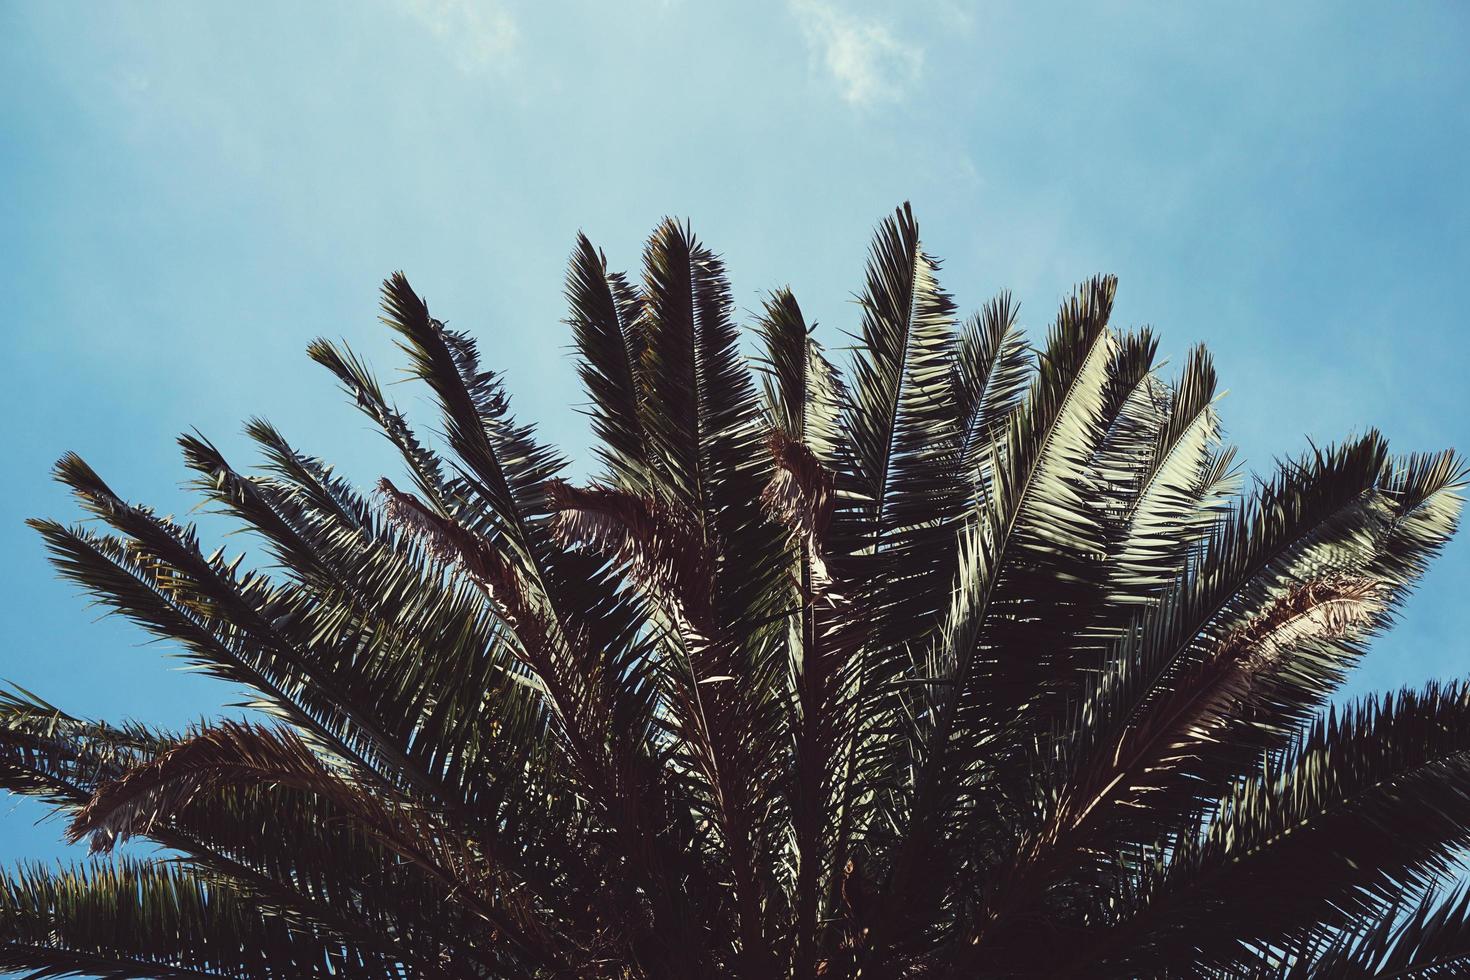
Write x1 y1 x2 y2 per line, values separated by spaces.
852 276 1121 968
8 204 1464 980
380 273 568 579
1059 435 1406 847
565 233 654 496
0 689 175 809
306 338 460 513
1107 344 1234 600
755 287 847 465
1090 684 1470 975
58 721 580 971
0 859 399 980
838 203 964 637
952 292 1031 508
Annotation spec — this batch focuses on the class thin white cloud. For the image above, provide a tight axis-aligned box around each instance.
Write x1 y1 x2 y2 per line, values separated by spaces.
791 0 923 107
398 0 518 74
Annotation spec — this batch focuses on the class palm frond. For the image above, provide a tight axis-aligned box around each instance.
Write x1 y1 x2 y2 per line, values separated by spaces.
1288 884 1470 979
837 202 963 638
379 273 567 574
306 338 460 515
1089 683 1470 974
0 689 174 809
12 204 1466 980
70 721 582 974
860 276 1119 966
1106 344 1233 602
566 233 654 495
1058 434 1403 856
0 859 396 980
755 287 848 466
952 291 1030 504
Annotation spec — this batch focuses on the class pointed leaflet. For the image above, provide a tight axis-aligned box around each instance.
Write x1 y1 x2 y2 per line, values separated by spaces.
1089 684 1470 974
1054 434 1459 870
1107 345 1232 601
837 202 963 640
0 859 396 980
566 233 653 494
753 289 857 974
755 287 847 466
952 292 1031 504
1283 885 1470 979
861 277 1118 957
379 272 566 574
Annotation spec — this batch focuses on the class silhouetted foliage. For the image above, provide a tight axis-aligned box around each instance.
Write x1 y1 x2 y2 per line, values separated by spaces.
5 205 1467 978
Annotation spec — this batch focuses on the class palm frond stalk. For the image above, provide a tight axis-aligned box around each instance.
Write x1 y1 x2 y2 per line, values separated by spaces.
6 204 1466 979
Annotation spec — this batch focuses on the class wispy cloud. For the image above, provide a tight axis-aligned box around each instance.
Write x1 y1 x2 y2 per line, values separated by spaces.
398 0 518 74
790 0 923 107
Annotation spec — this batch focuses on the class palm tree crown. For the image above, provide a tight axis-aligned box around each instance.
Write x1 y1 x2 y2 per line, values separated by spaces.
4 204 1467 978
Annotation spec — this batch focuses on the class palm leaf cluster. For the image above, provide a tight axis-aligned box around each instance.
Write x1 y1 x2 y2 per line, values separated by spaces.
4 204 1467 978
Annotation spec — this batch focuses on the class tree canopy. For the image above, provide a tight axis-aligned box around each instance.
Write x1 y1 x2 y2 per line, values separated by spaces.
3 204 1466 978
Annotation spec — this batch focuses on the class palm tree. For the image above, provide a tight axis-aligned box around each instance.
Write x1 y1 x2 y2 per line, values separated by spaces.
3 204 1467 979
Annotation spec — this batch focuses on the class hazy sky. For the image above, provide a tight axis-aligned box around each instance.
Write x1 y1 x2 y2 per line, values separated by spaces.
2 1 1468 867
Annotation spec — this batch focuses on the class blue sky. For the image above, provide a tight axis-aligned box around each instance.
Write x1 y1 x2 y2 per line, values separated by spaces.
2 0 1468 870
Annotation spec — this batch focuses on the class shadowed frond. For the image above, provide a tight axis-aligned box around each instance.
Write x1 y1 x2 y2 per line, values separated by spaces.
10 205 1463 980
566 232 654 495
0 859 398 979
1086 684 1470 975
1284 885 1470 979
